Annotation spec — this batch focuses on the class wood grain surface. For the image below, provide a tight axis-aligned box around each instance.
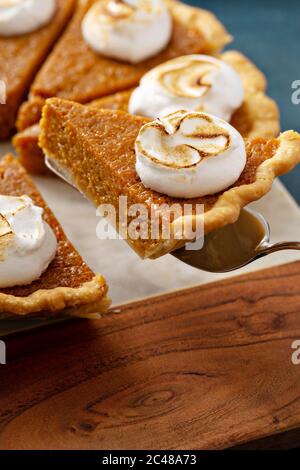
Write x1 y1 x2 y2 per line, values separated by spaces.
1 261 300 450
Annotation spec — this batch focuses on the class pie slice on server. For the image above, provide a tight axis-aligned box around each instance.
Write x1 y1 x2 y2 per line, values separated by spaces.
39 99 300 259
0 155 110 318
14 50 280 174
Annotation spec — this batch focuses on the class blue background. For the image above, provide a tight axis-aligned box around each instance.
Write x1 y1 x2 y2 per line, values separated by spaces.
189 0 300 203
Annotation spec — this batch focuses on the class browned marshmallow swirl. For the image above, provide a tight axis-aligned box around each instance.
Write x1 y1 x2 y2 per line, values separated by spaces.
158 60 217 99
135 110 247 198
129 55 244 120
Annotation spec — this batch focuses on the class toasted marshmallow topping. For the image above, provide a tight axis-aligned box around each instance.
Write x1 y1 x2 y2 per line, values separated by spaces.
81 0 172 63
129 55 244 120
0 0 56 36
0 195 57 288
135 110 247 198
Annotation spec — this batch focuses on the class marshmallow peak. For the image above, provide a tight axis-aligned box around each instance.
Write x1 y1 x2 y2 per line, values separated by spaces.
135 110 247 198
0 195 57 288
129 55 244 120
81 0 172 63
0 0 56 36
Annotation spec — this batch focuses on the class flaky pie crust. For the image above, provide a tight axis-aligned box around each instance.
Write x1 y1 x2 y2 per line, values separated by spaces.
0 275 109 317
166 0 232 53
221 51 280 139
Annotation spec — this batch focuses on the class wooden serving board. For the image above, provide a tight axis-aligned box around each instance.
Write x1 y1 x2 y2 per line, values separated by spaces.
0 261 300 450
